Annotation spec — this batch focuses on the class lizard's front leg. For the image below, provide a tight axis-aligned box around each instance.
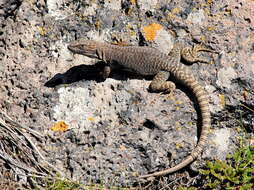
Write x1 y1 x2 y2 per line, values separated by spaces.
100 65 111 79
149 71 175 95
181 44 216 63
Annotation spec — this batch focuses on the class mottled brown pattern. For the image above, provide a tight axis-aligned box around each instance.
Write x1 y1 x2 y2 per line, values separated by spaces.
67 40 214 179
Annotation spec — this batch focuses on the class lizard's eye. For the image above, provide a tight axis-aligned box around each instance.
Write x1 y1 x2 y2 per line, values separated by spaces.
78 44 85 49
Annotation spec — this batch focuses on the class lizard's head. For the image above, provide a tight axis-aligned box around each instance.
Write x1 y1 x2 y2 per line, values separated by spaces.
68 39 102 59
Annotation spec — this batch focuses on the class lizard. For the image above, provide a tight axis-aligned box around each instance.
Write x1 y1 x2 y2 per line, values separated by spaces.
67 39 214 179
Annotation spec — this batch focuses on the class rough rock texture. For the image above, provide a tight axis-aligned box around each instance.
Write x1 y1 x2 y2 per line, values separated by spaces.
0 0 253 188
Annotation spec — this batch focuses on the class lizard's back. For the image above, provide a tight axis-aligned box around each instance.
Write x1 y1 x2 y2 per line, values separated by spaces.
104 45 176 75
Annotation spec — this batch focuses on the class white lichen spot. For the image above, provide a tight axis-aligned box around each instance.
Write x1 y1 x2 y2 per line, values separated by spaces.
248 61 254 75
53 86 92 129
53 79 121 131
82 3 98 16
216 67 237 89
104 0 121 10
213 128 231 160
138 0 158 11
187 9 206 26
46 0 67 19
86 30 111 42
49 40 71 60
154 29 174 54
46 0 58 14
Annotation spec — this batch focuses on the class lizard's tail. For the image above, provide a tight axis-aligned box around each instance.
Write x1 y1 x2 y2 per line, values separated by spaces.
139 74 210 179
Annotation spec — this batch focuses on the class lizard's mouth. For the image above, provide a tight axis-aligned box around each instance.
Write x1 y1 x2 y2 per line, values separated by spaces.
67 44 98 59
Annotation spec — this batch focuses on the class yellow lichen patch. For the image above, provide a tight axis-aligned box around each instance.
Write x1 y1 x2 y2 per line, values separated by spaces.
208 128 213 134
127 24 136 36
143 23 163 41
171 7 181 14
200 35 206 42
166 94 175 101
219 94 225 107
167 7 182 20
225 8 232 16
176 143 184 149
236 126 242 133
207 26 215 31
38 26 47 36
129 30 136 36
175 100 183 105
167 13 175 20
87 117 95 122
207 0 213 4
242 90 249 100
204 8 211 15
175 121 181 130
51 121 69 132
94 19 101 30
120 145 127 151
250 137 254 146
130 0 137 4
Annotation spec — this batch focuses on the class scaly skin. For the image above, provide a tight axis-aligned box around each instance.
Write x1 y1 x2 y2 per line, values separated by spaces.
67 40 213 179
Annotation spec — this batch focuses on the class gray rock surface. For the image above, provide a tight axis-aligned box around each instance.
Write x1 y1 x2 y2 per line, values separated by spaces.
0 0 253 188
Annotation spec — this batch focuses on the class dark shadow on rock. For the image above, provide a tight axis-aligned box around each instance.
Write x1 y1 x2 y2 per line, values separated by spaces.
44 61 152 87
1 0 23 18
44 62 107 87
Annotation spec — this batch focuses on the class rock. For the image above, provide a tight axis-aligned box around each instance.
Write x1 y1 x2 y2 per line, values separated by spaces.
1 0 253 188
216 67 237 89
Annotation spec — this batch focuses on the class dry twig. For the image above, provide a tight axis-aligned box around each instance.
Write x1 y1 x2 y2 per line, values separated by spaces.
0 111 62 188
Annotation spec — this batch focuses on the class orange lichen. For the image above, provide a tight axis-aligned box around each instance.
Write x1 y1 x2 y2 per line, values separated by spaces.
51 121 69 132
143 23 163 41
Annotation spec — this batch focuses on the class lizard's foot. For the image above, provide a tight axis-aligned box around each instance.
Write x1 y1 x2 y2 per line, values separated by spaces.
181 44 216 64
193 43 216 53
99 65 111 79
150 81 176 93
149 71 176 95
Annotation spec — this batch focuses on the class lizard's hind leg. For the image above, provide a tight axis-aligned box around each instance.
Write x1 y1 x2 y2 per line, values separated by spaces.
149 71 175 95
